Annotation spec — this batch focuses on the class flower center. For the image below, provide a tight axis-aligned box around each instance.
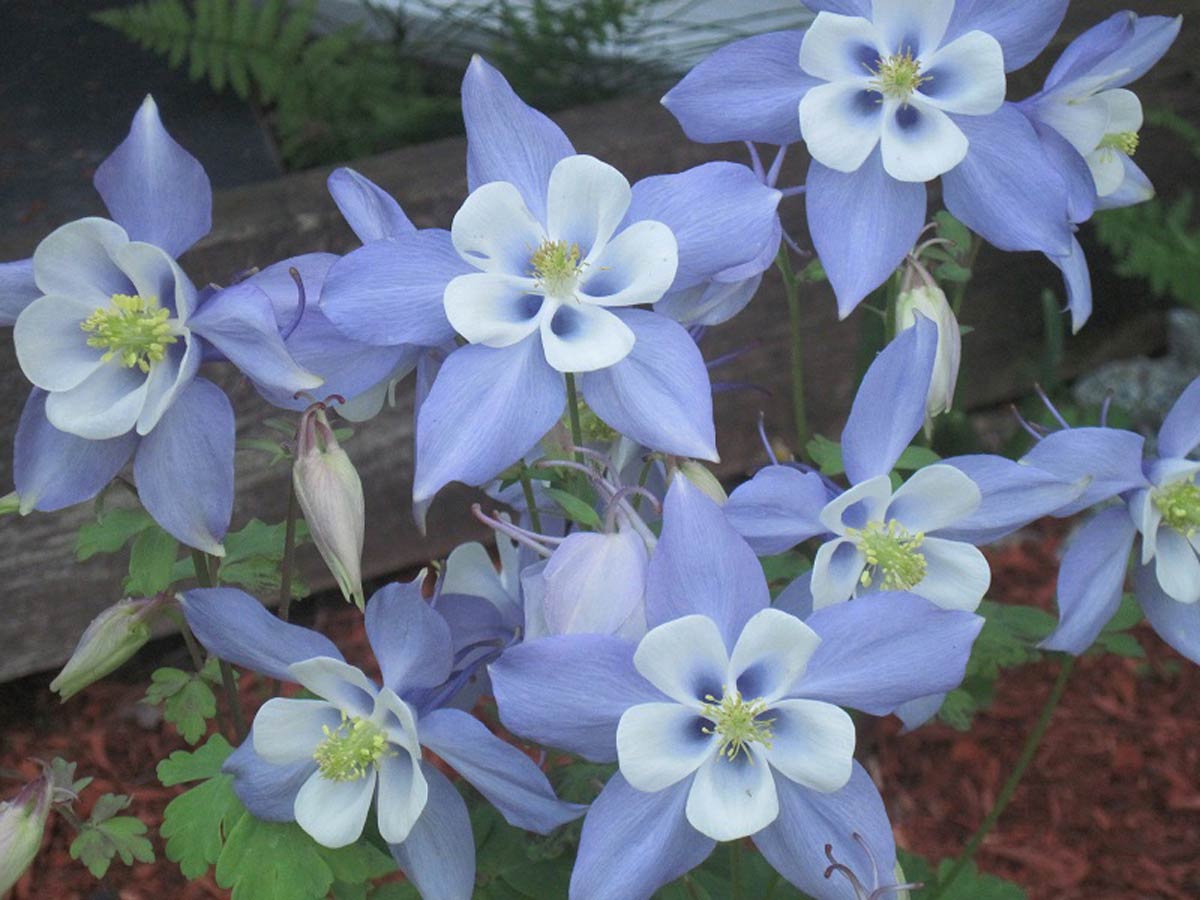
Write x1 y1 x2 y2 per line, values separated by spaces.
1154 480 1200 538
701 688 774 762
312 714 393 782
80 293 177 373
1098 130 1140 157
870 51 928 102
529 240 584 296
851 519 928 590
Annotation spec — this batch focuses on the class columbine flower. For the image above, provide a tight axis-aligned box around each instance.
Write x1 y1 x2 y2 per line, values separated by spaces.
0 773 54 894
662 1 1084 318
182 580 582 898
491 477 983 899
1023 376 1200 664
1014 11 1182 330
3 96 319 554
320 56 781 505
50 596 166 700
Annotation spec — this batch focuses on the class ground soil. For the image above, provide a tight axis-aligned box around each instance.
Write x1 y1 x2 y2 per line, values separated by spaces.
2 520 1197 899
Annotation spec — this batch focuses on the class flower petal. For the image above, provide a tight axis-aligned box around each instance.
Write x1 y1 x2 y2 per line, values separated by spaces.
286 657 378 719
13 295 105 392
942 0 1068 72
32 217 133 303
571 774 715 900
365 580 454 694
294 770 376 849
800 13 884 82
685 748 778 841
413 337 564 502
819 476 894 534
45 363 147 441
919 30 1006 115
880 98 968 183
871 0 953 57
725 466 831 555
885 463 981 532
577 221 678 308
375 747 429 845
0 258 40 326
547 154 631 259
1136 561 1200 665
93 96 211 257
1019 427 1148 515
252 698 341 765
327 167 415 243
451 180 547 276
634 615 729 706
762 699 855 792
728 608 822 704
222 734 315 823
443 272 544 348
616 703 717 793
1154 529 1200 605
1158 376 1200 460
799 81 884 175
543 529 649 636
911 537 990 611
811 538 868 609
579 309 717 461
539 300 635 373
388 764 476 900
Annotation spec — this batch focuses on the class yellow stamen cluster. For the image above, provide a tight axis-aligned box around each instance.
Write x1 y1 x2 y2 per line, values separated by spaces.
529 240 584 296
701 688 774 762
1098 131 1140 156
1154 480 1200 538
312 715 392 782
80 294 176 373
851 519 928 590
869 51 929 102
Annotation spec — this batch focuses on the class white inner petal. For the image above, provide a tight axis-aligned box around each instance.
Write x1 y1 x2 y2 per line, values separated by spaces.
538 299 635 373
871 0 954 58
633 615 730 706
798 80 885 175
726 608 822 704
443 272 544 347
293 769 377 849
616 702 717 792
799 12 887 82
879 98 968 183
546 154 632 262
685 747 779 842
451 181 547 275
760 699 856 793
916 30 1006 116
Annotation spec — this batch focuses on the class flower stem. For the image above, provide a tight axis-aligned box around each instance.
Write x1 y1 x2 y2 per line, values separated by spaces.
519 467 544 534
730 842 744 900
564 372 585 461
775 248 809 457
277 478 299 623
950 234 982 319
929 654 1076 899
191 549 248 742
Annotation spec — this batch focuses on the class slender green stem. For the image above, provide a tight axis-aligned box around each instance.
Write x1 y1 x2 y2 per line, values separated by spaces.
191 550 248 742
172 611 207 674
564 372 585 460
682 875 704 900
929 655 1076 899
950 234 982 318
519 467 544 534
277 478 300 623
775 248 809 457
730 843 744 900
761 872 781 900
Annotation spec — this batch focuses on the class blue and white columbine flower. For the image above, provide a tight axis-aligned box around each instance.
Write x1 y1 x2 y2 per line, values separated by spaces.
491 477 983 899
2 96 319 553
320 56 781 504
1016 11 1182 329
182 580 582 900
1020 377 1200 665
663 0 1082 318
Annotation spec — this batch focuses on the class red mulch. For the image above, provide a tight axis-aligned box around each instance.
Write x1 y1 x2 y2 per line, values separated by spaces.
2 521 1198 899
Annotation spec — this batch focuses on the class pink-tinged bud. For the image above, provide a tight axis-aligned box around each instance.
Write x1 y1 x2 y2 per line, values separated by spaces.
895 282 961 426
677 460 727 504
50 597 164 700
0 774 53 894
294 406 365 608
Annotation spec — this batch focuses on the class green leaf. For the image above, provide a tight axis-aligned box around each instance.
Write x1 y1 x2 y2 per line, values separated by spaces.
158 734 235 785
217 518 311 596
71 808 156 879
805 434 843 476
75 507 153 560
145 661 222 744
161 775 245 879
124 525 181 595
934 211 973 258
215 816 337 900
760 551 810 597
898 850 1026 899
317 841 397 883
545 487 603 530
893 445 942 470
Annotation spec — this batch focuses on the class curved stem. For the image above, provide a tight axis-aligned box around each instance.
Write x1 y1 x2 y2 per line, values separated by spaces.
277 477 299 623
519 467 544 535
775 248 809 457
950 234 982 319
929 654 1076 899
191 549 248 742
564 372 585 461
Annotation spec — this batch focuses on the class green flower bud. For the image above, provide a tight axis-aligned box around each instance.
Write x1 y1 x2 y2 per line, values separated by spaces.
50 597 163 701
0 774 53 894
677 460 727 504
294 406 366 608
0 492 18 516
896 280 961 427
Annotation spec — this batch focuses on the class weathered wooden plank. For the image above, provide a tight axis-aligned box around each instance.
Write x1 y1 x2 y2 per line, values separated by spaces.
0 0 1193 680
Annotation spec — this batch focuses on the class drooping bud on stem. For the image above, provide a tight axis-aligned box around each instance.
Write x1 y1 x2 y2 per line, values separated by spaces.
50 596 167 700
897 260 961 432
294 404 366 608
0 773 54 894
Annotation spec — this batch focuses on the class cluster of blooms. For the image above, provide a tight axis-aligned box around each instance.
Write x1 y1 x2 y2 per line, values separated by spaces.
0 2 1190 899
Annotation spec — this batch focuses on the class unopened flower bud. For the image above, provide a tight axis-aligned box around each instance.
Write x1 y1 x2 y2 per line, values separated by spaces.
0 492 17 516
895 280 961 426
0 774 53 894
50 597 163 700
677 460 727 504
294 406 365 608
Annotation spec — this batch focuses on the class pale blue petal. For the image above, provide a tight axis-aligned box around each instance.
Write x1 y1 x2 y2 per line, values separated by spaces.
797 592 982 714
662 30 814 146
133 378 232 554
320 231 467 348
32 217 134 304
389 764 476 900
327 167 416 243
753 763 896 900
1095 155 1156 212
571 774 714 900
413 337 564 502
462 56 574 222
725 466 830 555
1027 118 1097 224
1158 376 1200 461
93 96 212 258
643 477 769 646
775 571 815 620
1083 15 1183 90
1136 561 1200 665
806 151 927 318
942 105 1072 256
223 733 314 822
841 315 937 484
1019 427 1148 516
942 0 1068 72
419 708 584 833
1049 236 1093 333
1041 508 1137 655
580 309 717 461
1043 12 1133 92
894 693 947 731
0 259 38 326
13 388 137 514
182 587 345 680
364 580 454 694
489 634 663 761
